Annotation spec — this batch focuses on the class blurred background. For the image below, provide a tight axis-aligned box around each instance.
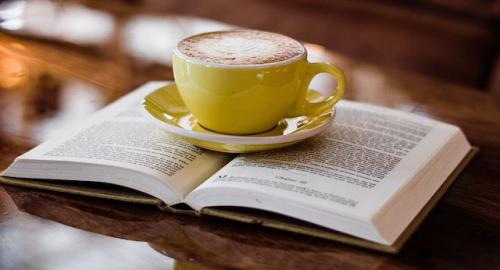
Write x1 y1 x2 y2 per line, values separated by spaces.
0 0 498 93
0 2 498 269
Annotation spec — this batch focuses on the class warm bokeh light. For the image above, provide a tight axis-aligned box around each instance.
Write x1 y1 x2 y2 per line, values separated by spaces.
0 56 26 89
1 0 115 45
122 15 230 65
0 0 25 30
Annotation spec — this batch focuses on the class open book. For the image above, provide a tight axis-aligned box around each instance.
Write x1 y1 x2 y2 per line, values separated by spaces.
1 81 475 253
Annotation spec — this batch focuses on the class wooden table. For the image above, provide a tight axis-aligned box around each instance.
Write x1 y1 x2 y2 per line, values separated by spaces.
0 3 499 269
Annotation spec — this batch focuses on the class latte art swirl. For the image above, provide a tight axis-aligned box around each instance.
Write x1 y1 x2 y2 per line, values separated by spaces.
197 37 278 61
177 30 305 65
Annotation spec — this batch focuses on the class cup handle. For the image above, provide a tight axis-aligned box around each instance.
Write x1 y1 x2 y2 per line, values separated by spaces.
286 62 346 117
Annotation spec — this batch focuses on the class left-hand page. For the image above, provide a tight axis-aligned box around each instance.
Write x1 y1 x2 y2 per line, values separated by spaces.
2 81 231 205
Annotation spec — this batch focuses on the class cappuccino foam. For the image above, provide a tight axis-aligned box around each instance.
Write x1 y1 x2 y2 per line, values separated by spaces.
176 30 305 65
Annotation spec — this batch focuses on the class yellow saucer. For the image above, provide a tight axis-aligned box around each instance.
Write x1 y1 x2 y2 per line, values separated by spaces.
142 83 334 153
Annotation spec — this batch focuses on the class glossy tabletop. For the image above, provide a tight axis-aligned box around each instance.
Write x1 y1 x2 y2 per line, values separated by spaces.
0 1 499 269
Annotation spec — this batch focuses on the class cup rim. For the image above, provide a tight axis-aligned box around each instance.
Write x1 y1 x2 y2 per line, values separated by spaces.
173 29 307 69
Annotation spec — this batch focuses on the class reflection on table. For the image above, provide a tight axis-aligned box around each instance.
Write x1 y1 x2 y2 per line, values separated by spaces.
0 1 499 270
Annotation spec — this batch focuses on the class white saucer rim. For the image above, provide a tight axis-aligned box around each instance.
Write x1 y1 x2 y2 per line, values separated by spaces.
141 88 334 145
142 107 334 145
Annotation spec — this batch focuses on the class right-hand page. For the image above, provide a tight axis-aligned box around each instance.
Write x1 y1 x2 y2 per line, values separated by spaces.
189 100 469 222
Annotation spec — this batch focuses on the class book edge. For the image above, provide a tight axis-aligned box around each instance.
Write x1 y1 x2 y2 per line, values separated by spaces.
0 147 478 253
200 146 478 253
388 146 478 251
0 174 162 206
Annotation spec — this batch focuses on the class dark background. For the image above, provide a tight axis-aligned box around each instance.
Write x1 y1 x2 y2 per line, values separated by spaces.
76 0 500 93
1 0 498 93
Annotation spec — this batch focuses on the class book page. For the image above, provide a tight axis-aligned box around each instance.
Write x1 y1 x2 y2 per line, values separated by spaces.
188 100 459 218
5 82 230 199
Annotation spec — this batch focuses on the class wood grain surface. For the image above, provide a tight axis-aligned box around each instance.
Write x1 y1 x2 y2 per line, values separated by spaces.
0 2 499 269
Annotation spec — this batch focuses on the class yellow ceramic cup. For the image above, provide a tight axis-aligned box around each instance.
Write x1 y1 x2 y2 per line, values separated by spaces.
172 33 346 135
